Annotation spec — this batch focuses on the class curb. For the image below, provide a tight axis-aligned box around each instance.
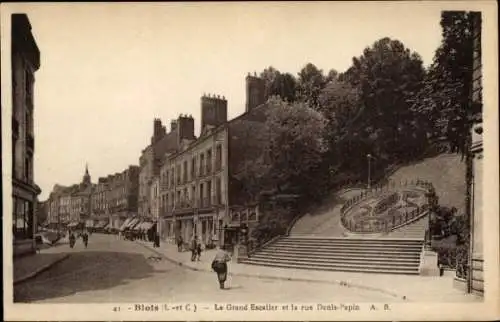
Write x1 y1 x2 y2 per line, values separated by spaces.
136 241 408 301
14 254 71 285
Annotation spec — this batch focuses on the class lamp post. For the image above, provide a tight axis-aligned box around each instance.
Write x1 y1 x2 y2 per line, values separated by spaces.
367 154 374 189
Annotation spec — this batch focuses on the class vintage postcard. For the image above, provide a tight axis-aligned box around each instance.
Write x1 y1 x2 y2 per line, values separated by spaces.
2 1 499 321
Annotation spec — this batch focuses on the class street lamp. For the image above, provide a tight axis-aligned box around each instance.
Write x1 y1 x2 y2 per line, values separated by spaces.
367 154 374 189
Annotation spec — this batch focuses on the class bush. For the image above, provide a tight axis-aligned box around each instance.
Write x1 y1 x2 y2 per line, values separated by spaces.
433 242 468 274
251 204 296 246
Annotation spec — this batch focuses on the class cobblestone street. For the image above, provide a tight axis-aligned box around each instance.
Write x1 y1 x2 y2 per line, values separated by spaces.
14 234 400 303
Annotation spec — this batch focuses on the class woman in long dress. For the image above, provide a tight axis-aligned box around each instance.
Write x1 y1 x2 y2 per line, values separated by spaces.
211 245 231 289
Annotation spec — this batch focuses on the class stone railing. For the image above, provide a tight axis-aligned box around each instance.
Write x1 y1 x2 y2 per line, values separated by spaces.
340 180 433 234
341 204 429 233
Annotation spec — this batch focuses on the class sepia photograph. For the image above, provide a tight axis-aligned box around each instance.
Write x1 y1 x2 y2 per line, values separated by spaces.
2 1 498 321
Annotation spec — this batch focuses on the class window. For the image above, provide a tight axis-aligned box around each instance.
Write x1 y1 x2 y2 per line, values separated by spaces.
216 145 222 170
207 149 212 174
199 183 204 205
207 180 212 206
199 153 205 176
183 161 188 183
191 157 195 179
13 198 33 240
216 177 222 204
24 156 31 182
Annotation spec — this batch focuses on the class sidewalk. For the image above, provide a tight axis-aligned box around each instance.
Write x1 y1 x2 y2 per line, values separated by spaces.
136 240 482 303
14 251 70 285
13 238 71 285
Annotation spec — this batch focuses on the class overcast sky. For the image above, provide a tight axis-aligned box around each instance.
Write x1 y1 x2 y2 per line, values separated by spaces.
4 2 447 200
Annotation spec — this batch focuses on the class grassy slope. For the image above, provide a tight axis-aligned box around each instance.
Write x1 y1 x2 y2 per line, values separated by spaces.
388 153 466 214
291 153 467 235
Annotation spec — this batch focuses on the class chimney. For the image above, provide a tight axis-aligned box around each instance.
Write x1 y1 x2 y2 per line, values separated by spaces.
245 74 266 112
201 94 228 130
152 118 164 144
171 120 178 132
178 115 195 142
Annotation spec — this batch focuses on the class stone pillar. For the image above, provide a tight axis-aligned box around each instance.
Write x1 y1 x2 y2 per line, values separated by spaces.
419 248 440 276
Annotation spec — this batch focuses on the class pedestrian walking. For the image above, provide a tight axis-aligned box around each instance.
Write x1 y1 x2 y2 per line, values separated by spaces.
82 231 89 248
191 236 198 262
211 245 231 289
69 233 76 249
177 235 183 252
196 237 203 261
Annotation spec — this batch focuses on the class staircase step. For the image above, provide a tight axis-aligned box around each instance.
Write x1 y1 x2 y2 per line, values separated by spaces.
271 244 422 252
285 236 423 242
258 250 420 260
281 239 423 245
276 241 423 249
240 259 419 274
251 254 420 266
242 257 419 270
266 245 421 254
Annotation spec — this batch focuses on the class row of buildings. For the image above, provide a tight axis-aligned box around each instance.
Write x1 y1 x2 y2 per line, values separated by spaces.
44 72 270 246
45 164 139 232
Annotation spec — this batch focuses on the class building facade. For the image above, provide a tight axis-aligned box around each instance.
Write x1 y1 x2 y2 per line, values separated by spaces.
155 75 269 246
45 166 93 229
158 109 229 245
102 165 140 229
468 11 483 296
138 119 178 218
11 14 42 257
90 177 109 223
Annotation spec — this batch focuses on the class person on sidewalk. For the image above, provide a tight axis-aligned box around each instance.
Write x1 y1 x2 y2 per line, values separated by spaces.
82 231 89 248
69 233 76 249
196 237 203 261
211 245 231 289
177 235 183 252
190 236 198 262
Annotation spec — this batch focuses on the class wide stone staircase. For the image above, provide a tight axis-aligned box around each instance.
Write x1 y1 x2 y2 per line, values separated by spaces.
240 236 424 275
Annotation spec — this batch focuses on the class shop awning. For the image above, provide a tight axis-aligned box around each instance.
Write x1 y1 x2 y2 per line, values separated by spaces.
124 218 139 230
119 218 134 231
142 222 155 231
67 222 79 228
130 220 144 231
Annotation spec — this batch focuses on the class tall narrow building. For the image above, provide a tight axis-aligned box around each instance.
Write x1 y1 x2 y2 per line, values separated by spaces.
11 14 41 257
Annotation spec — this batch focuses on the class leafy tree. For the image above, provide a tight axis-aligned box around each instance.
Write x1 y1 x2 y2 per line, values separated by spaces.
260 67 297 102
341 37 426 160
239 97 328 199
410 11 476 156
317 79 367 179
297 63 327 109
265 97 328 193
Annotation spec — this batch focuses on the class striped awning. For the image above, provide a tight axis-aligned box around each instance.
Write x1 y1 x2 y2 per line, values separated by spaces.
130 220 144 231
119 218 134 231
125 218 140 230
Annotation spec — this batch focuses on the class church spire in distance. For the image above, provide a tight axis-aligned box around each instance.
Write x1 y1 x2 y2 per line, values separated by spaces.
83 162 91 185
